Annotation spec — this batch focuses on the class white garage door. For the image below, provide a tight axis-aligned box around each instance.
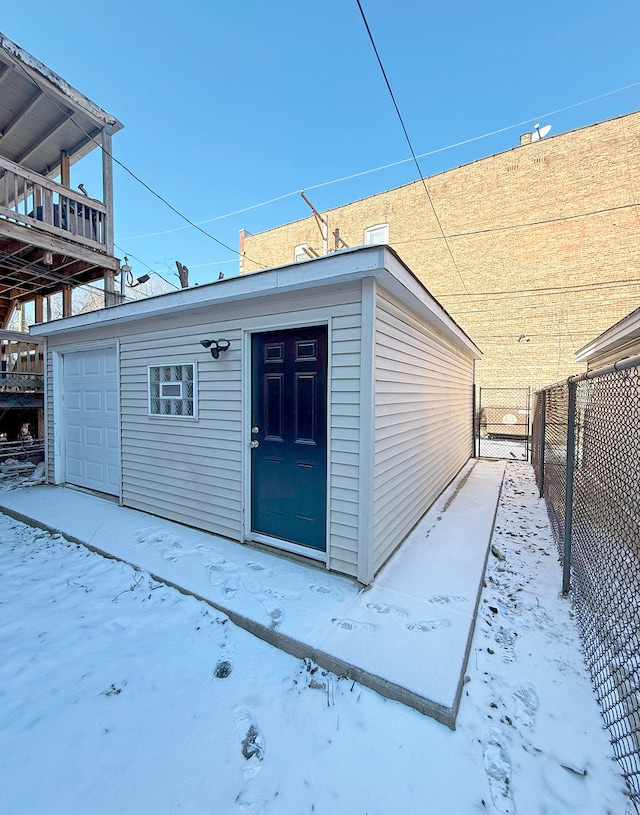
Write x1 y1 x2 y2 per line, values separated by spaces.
63 346 119 496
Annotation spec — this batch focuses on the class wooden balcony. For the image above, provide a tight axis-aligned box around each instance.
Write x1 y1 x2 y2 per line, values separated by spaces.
0 329 44 407
0 154 108 253
0 33 123 328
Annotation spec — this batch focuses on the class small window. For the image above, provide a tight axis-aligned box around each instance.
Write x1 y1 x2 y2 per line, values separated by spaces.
148 363 196 418
294 243 310 262
363 223 389 245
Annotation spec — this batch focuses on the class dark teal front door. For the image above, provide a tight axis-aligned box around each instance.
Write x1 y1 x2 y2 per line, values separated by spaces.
251 326 327 551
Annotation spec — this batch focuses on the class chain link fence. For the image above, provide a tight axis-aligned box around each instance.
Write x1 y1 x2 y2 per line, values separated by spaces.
476 387 530 460
532 357 640 812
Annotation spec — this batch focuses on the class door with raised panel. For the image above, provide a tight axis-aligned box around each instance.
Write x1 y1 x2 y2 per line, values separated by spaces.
251 326 327 551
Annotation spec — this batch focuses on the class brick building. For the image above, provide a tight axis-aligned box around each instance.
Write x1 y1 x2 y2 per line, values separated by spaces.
240 111 640 391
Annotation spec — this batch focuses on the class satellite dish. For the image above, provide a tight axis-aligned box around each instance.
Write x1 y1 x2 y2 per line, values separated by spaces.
531 123 552 142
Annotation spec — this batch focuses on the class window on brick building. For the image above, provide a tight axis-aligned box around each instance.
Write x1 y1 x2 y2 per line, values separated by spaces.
364 224 389 245
294 244 310 262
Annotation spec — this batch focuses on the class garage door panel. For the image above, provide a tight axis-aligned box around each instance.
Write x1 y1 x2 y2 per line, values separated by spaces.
84 426 104 448
84 391 104 411
106 427 119 450
63 347 119 496
86 461 105 482
66 393 83 411
66 457 84 479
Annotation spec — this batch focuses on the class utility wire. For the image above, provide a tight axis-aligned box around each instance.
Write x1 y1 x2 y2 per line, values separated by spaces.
113 245 181 290
354 0 478 306
391 201 640 247
438 277 640 301
121 78 640 242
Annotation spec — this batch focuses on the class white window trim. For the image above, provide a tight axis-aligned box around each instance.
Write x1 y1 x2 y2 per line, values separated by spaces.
363 223 389 246
147 361 198 420
294 243 310 262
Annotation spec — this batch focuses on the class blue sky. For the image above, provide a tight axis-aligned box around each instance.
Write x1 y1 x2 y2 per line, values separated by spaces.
4 1 640 288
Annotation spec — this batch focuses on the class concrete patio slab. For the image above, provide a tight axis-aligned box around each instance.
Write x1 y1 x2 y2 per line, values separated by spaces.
0 457 505 728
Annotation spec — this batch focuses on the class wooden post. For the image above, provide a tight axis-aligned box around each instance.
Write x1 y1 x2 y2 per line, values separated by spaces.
60 152 71 188
102 126 114 255
62 287 72 318
104 270 117 307
34 296 44 325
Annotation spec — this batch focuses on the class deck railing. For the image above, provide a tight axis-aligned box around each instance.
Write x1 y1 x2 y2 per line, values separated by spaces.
0 154 107 252
0 330 44 391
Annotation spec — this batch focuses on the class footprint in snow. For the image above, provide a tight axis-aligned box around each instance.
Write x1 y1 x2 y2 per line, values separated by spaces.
495 626 517 663
309 584 344 602
214 658 233 678
209 562 239 588
427 594 468 605
245 561 272 575
331 618 380 632
262 586 301 601
406 618 451 633
135 528 181 548
223 577 239 598
366 601 409 618
513 682 538 728
483 731 515 815
233 708 265 779
213 641 234 679
260 598 285 626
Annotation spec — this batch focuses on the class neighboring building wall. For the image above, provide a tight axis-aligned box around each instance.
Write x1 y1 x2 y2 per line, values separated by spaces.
43 283 364 578
372 288 474 572
241 112 640 392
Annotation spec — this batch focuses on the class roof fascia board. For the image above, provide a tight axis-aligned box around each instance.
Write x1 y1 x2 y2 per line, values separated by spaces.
0 33 123 133
576 308 640 362
30 245 481 358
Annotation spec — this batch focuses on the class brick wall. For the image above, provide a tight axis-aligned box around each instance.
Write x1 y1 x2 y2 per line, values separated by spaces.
242 112 640 391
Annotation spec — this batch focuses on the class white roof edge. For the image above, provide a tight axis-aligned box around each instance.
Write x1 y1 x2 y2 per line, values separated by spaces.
30 245 481 358
0 32 123 132
576 306 640 362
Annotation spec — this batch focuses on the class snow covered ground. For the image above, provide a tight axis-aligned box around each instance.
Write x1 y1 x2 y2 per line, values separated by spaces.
0 461 630 815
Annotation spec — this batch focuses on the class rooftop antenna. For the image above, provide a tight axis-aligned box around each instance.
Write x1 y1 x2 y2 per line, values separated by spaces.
531 123 552 142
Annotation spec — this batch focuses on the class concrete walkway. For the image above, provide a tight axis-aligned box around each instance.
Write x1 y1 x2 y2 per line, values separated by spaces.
0 457 505 728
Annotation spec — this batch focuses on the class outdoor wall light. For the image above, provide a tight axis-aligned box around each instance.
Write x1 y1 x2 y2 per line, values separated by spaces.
200 338 231 359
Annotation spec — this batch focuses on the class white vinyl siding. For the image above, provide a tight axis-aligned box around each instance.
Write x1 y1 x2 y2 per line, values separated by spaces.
327 310 362 576
372 290 474 573
42 283 363 576
120 323 242 540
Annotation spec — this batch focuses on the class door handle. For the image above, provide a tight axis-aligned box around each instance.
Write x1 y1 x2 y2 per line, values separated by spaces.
251 426 259 434
250 440 259 449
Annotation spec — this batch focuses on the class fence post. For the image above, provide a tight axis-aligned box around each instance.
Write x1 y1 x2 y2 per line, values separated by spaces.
472 383 477 458
563 380 577 596
539 390 546 498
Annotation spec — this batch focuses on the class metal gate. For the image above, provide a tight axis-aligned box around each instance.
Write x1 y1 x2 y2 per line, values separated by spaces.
476 387 531 460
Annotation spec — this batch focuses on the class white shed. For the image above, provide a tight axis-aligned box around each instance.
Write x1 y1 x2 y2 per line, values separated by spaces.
31 246 481 584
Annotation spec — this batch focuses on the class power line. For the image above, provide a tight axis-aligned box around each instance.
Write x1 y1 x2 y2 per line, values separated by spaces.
354 0 479 307
391 201 640 248
121 84 640 241
437 277 640 301
113 245 181 290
